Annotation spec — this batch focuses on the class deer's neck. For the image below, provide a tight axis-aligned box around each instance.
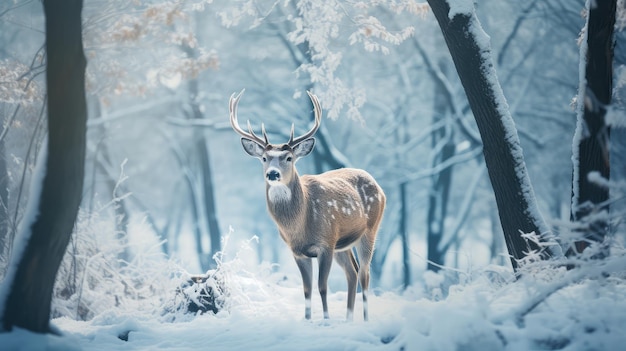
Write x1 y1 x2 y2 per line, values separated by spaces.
266 173 306 230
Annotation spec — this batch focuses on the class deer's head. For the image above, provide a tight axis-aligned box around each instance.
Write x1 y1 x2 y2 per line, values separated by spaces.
229 90 321 190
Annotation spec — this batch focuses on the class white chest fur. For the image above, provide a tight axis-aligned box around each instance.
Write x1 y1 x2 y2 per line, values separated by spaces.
267 183 292 203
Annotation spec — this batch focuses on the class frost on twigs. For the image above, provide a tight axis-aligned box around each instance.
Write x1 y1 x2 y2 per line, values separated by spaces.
0 59 41 105
348 16 415 55
83 0 218 103
217 0 417 121
514 230 563 269
52 209 178 321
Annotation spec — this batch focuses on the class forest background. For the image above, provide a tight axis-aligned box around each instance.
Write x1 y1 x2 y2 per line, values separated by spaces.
0 0 625 334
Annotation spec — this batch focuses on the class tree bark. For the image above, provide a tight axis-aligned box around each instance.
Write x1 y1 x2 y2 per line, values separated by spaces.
426 0 557 270
570 0 616 253
187 78 221 271
2 0 87 333
0 136 9 277
399 182 411 287
197 136 221 270
427 141 454 272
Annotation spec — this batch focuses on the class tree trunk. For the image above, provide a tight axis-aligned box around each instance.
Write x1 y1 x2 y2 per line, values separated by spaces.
426 140 454 272
426 0 558 270
570 0 616 254
197 137 221 269
490 201 506 266
2 0 87 333
0 136 9 277
399 181 411 288
426 62 456 272
187 78 221 271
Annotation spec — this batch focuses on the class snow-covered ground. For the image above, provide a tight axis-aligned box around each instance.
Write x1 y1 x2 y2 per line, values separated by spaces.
2 246 626 351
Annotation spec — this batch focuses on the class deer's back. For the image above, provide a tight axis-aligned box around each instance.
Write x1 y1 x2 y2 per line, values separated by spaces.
302 168 385 231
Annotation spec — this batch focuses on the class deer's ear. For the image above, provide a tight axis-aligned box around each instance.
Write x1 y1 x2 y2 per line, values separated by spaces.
293 138 315 159
241 138 264 158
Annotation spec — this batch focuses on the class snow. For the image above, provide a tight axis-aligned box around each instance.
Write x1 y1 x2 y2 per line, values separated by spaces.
447 0 475 20
3 235 626 350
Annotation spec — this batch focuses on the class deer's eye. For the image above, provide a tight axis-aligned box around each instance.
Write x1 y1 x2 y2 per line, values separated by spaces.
262 157 267 162
286 156 293 162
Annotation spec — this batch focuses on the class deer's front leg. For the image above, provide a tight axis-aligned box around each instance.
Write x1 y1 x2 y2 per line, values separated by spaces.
317 249 333 319
294 256 313 319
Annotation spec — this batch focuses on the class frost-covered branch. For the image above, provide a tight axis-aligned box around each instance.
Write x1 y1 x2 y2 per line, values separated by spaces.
219 0 416 120
82 0 218 102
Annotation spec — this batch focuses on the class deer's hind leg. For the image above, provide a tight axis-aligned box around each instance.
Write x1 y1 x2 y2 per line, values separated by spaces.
355 233 375 321
334 250 358 321
317 249 334 319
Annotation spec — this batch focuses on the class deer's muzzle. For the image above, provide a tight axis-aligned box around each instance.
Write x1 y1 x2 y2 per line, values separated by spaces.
266 169 281 181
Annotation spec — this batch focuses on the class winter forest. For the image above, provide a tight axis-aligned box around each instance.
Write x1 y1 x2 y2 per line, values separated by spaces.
0 0 625 350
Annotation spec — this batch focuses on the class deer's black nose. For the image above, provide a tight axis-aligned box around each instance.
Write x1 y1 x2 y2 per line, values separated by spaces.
267 170 281 181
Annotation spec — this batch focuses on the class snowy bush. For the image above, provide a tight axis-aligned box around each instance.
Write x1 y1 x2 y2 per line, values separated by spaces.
162 269 228 321
52 208 184 321
53 207 262 324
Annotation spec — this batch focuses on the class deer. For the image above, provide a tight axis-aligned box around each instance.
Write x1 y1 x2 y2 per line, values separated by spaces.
229 89 385 321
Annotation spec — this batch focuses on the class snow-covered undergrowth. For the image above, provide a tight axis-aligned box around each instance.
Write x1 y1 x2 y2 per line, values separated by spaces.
51 210 184 322
2 225 626 350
